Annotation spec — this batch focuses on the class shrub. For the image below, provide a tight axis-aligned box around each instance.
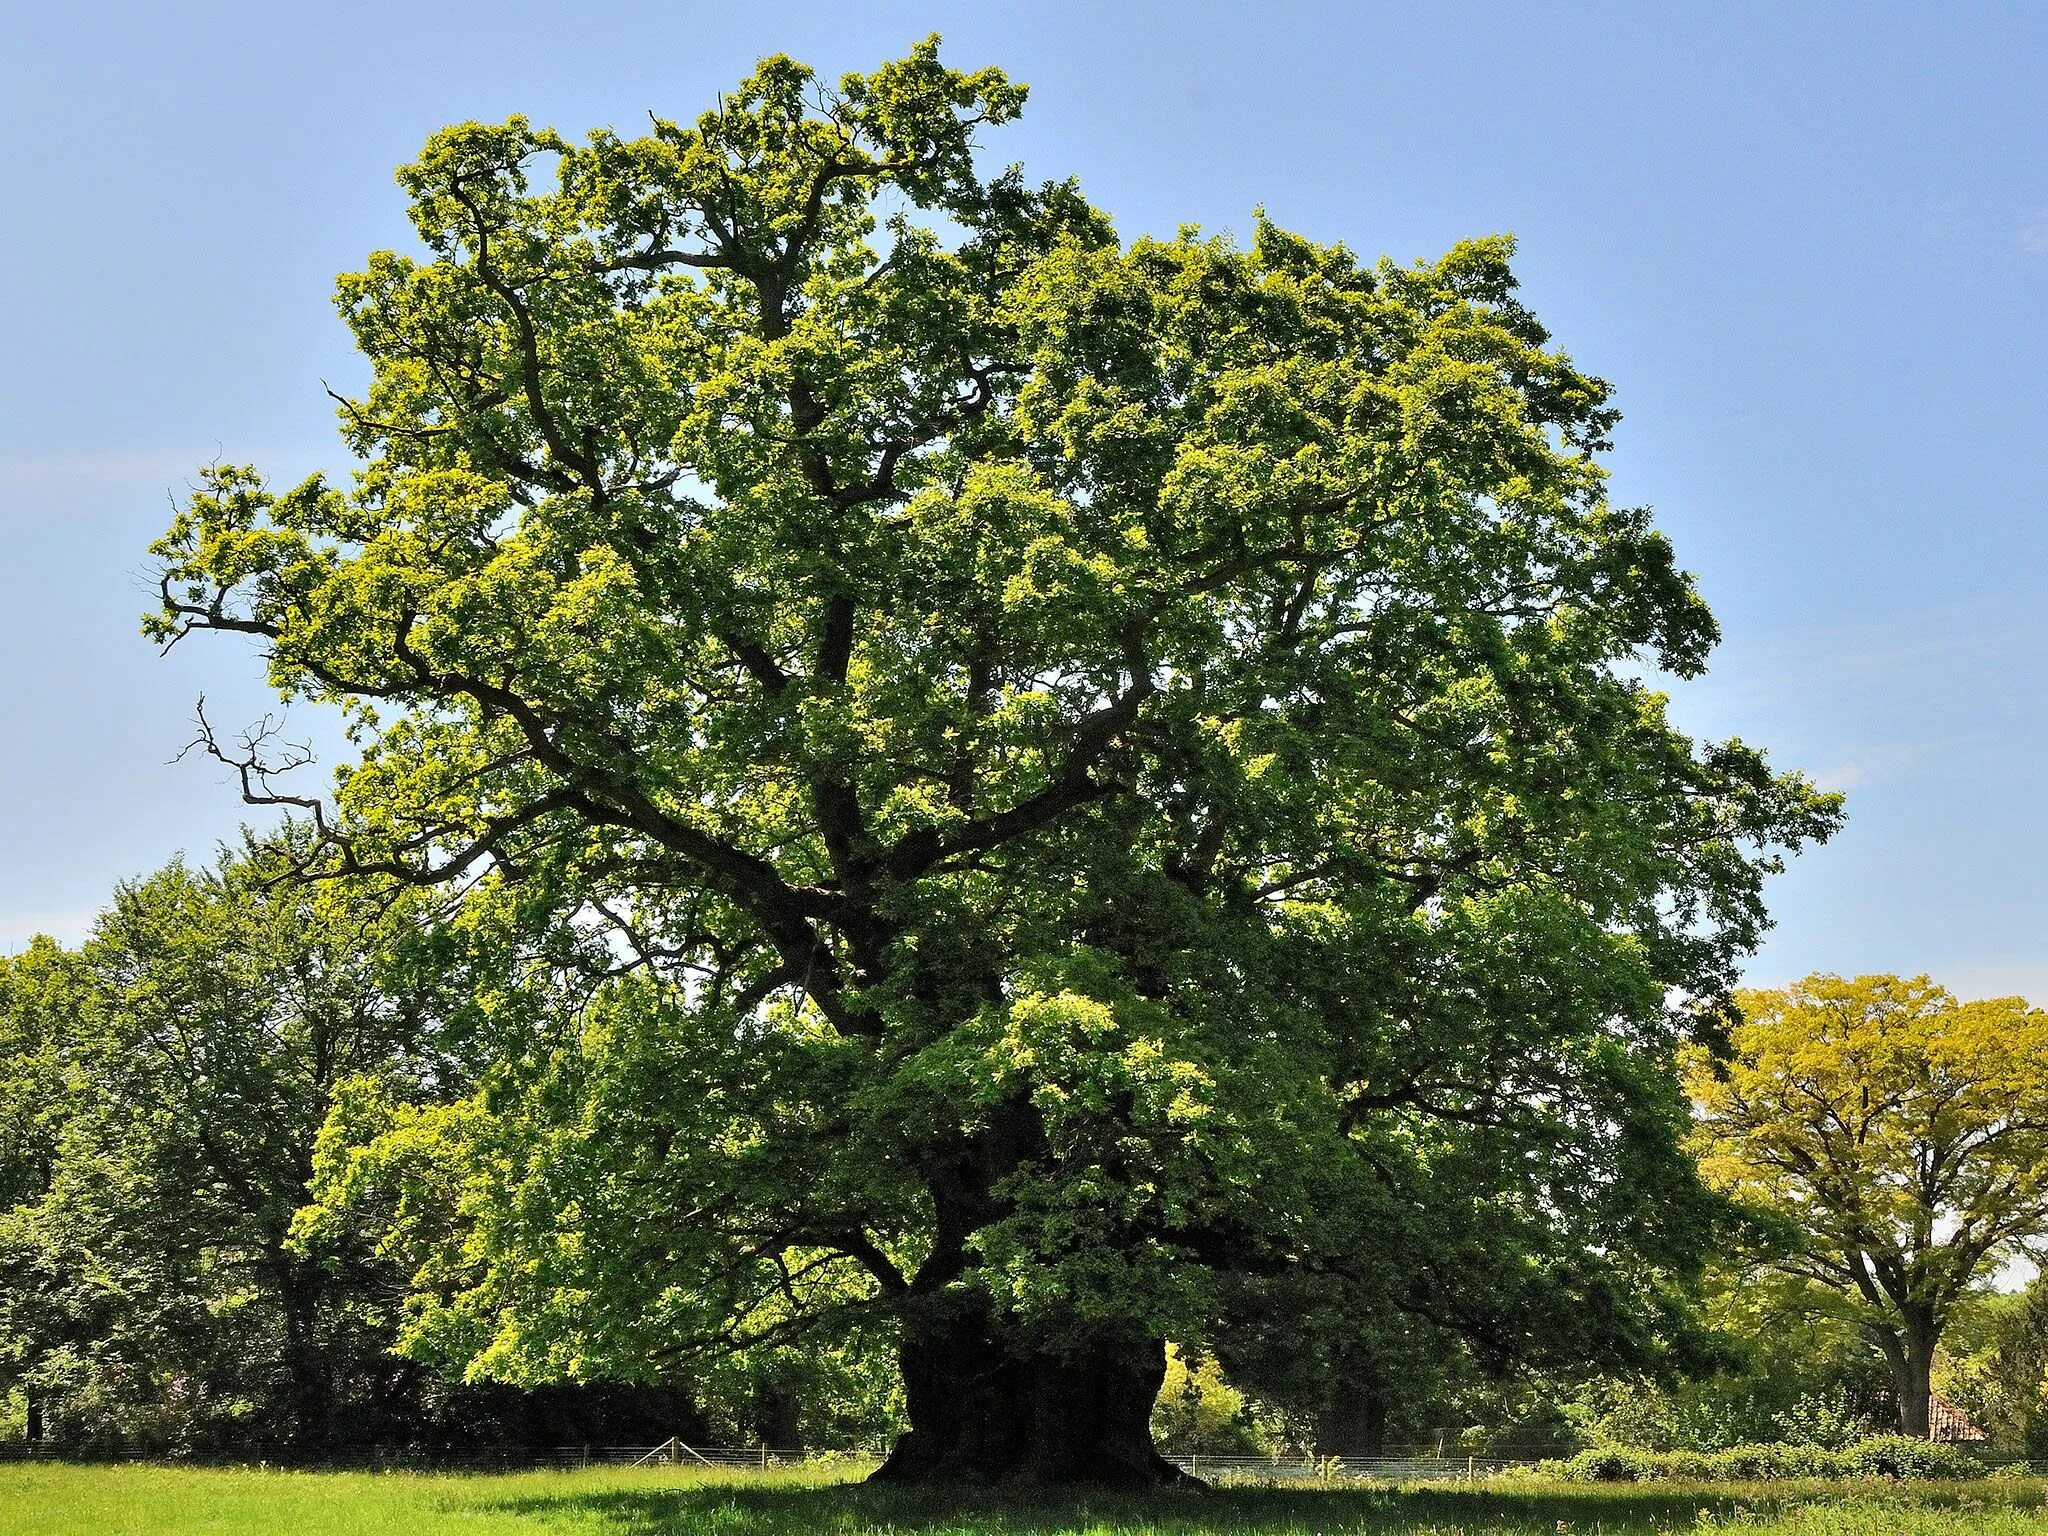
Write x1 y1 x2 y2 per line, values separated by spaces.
1840 1435 1978 1479
1702 1443 1847 1479
1704 1445 1789 1480
1778 1442 1850 1478
1553 1447 1663 1482
1773 1389 1873 1450
1554 1436 1981 1482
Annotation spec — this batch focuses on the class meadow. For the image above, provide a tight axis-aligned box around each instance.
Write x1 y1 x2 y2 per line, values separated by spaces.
5 1463 2048 1536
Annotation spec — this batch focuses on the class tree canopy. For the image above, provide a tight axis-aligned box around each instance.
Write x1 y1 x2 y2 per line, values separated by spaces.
1685 974 2048 1436
0 839 448 1445
148 40 1838 1483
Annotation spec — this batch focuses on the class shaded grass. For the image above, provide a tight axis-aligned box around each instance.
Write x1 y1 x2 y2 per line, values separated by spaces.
5 1463 2047 1535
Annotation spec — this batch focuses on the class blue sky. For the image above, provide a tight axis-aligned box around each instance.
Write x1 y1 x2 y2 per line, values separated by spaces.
3 2 2044 999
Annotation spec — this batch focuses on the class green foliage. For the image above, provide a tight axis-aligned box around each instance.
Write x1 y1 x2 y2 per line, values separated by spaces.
1773 1390 1877 1451
1687 976 2048 1434
0 938 72 1216
1936 1280 2048 1453
1574 1373 1882 1455
1150 1344 1277 1455
1478 1260 1884 1459
1554 1445 1705 1481
1552 1436 1982 1482
1839 1436 1983 1480
0 835 461 1447
147 37 1839 1470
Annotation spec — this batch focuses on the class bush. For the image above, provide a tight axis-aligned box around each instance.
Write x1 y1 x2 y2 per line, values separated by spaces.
1553 1436 1981 1482
1773 1389 1873 1451
1840 1435 1978 1479
1702 1442 1846 1479
1779 1442 1850 1478
1551 1447 1666 1482
1704 1445 1794 1480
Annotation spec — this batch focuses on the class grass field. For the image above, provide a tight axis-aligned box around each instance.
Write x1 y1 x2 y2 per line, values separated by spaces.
6 1463 2048 1536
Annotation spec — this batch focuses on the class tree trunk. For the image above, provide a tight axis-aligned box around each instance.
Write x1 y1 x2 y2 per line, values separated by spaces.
871 1096 1191 1486
871 1298 1190 1486
751 1376 804 1454
275 1256 331 1447
1317 1374 1389 1457
1878 1316 1936 1438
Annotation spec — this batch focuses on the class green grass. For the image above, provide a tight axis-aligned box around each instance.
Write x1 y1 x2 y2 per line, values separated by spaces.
5 1463 2047 1536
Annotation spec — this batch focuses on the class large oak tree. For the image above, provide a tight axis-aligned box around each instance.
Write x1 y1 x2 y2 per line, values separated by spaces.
150 42 1838 1483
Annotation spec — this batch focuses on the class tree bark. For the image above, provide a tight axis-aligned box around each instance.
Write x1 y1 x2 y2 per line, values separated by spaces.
1317 1373 1389 1457
871 1298 1190 1486
868 1092 1191 1486
1876 1314 1936 1438
275 1255 332 1447
751 1375 804 1454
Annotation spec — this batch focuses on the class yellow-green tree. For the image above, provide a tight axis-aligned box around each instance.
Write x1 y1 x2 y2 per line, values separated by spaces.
1685 975 2048 1436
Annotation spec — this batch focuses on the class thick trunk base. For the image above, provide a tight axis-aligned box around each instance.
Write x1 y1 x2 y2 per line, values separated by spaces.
871 1318 1193 1487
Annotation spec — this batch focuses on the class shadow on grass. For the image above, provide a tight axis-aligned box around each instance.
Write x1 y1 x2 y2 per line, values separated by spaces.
477 1479 1780 1534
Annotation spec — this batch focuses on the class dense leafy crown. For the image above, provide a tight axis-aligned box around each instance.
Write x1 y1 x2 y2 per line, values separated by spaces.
1688 975 2048 1336
0 842 449 1444
152 42 1838 1384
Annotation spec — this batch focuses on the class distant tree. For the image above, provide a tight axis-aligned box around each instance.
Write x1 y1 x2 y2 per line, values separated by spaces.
1218 1136 1738 1459
0 939 70 1224
0 937 83 1442
1150 1344 1274 1456
1934 1278 2048 1453
1568 1260 1889 1453
0 836 456 1446
150 40 1838 1483
1685 974 2048 1436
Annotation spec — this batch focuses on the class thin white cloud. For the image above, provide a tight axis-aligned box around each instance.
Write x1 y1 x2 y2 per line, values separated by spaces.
2022 208 2048 256
1812 761 1867 790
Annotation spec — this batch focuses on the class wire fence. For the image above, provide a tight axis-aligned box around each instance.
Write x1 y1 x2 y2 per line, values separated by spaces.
0 1441 790 1472
0 1440 2034 1482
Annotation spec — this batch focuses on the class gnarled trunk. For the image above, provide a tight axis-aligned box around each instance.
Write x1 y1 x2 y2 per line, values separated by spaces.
872 1297 1189 1486
871 1095 1192 1486
275 1254 332 1447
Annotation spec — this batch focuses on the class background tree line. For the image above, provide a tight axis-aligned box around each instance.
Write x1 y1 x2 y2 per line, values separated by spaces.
0 834 846 1451
0 829 1707 1455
